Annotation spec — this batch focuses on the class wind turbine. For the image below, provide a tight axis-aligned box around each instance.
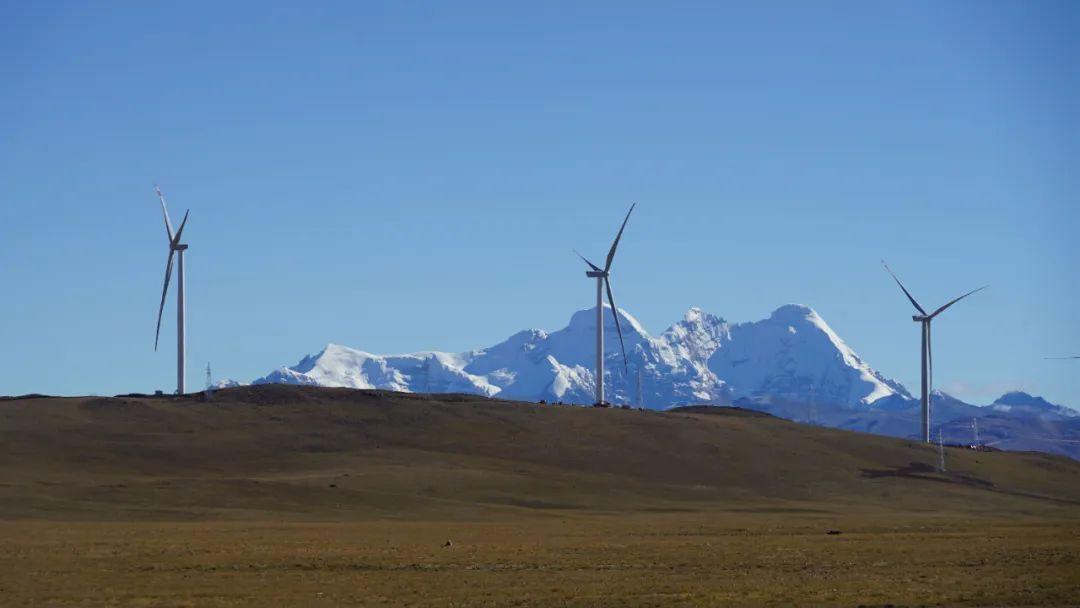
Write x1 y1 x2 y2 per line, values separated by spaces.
575 204 634 406
882 261 987 443
153 186 190 395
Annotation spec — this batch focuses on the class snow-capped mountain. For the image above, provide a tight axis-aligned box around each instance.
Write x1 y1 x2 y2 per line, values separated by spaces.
258 346 500 396
706 305 908 408
257 306 717 405
211 378 243 390
249 303 1077 459
254 304 902 408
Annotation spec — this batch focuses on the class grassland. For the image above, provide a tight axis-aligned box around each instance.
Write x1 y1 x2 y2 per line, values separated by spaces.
1 385 1078 606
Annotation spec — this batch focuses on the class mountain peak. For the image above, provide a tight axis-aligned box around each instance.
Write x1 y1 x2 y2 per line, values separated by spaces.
314 343 379 364
709 304 905 407
660 307 729 368
565 305 647 337
989 391 1077 419
995 391 1039 405
769 304 819 322
681 306 726 325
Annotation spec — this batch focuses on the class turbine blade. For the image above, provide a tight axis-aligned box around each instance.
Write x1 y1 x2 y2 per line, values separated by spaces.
155 250 175 351
573 249 602 272
1044 356 1080 360
604 203 636 272
604 277 628 372
928 285 988 319
881 260 926 315
172 209 190 245
156 185 175 242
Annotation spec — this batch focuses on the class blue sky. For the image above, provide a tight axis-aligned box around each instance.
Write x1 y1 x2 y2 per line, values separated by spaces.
1 1 1077 404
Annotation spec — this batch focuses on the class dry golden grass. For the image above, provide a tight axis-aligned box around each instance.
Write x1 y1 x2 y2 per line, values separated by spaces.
1 386 1078 605
2 515 1078 606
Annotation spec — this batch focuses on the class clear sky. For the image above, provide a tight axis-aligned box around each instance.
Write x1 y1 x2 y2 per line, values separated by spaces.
1 1 1077 405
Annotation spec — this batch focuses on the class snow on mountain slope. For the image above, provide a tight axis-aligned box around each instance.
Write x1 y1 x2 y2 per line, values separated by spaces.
211 378 243 389
255 306 722 405
707 305 908 408
473 306 660 403
661 307 729 368
253 304 900 409
257 344 500 396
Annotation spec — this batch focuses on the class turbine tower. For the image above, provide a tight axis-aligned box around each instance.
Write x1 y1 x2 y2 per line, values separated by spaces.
575 204 634 405
882 261 986 443
153 186 191 395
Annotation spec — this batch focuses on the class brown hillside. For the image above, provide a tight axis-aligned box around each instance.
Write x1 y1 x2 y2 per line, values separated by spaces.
1 385 1077 521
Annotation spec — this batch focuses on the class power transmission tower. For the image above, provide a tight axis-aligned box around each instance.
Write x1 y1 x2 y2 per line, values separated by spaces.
938 427 946 473
636 367 644 408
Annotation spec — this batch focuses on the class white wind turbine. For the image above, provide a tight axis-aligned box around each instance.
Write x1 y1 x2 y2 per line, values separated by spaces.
153 186 190 395
575 204 635 405
882 261 987 443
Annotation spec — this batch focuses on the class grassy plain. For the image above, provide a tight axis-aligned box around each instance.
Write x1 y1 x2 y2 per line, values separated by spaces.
1 386 1078 606
3 516 1079 606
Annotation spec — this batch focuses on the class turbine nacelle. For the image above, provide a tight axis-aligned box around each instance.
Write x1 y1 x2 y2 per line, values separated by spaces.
585 270 608 278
